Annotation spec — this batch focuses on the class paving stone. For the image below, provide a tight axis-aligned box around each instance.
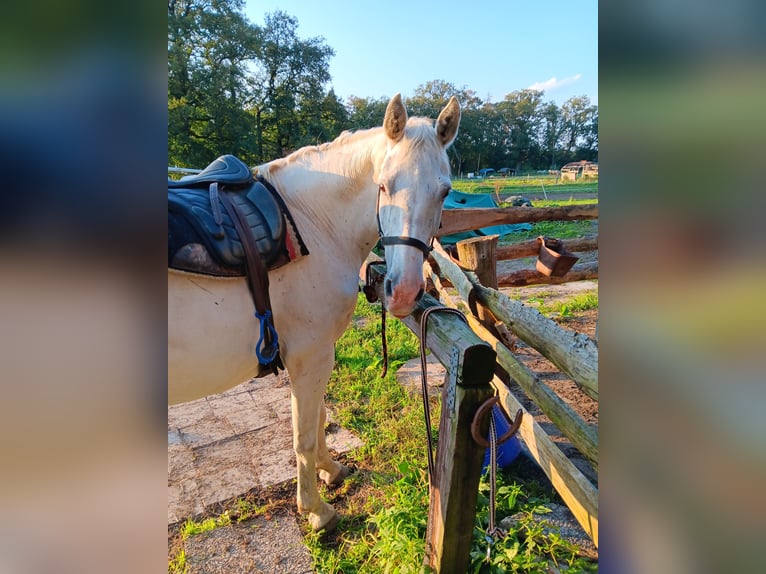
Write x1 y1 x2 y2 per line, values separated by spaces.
396 353 445 397
272 396 293 420
206 391 258 415
256 448 297 487
169 398 214 429
244 419 294 455
168 373 362 528
168 478 204 524
326 423 364 453
179 414 236 446
197 465 260 509
168 443 198 483
222 404 278 435
251 383 291 406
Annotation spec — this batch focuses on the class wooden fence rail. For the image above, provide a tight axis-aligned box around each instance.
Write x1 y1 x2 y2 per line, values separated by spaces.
438 204 598 237
425 261 598 468
496 235 598 261
431 242 598 401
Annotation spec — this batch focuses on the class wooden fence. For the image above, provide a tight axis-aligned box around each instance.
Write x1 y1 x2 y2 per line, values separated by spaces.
365 202 598 573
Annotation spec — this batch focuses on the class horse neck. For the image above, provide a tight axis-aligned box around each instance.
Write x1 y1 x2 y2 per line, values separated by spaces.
260 129 387 261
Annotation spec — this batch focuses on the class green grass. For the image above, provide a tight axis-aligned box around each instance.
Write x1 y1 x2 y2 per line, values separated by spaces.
453 175 597 197
179 512 232 539
530 292 599 318
450 176 598 245
166 294 597 572
503 220 596 243
302 294 597 572
168 549 188 574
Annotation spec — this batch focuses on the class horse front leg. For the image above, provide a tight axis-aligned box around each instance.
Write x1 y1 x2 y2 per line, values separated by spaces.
288 351 341 532
316 401 351 487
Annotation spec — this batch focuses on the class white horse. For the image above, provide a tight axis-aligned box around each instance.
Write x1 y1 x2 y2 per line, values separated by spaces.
169 94 461 531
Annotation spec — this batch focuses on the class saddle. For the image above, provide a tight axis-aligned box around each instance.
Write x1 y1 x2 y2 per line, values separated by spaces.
169 155 298 274
168 155 308 376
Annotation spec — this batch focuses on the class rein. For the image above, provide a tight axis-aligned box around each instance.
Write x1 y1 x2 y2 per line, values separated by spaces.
418 306 468 481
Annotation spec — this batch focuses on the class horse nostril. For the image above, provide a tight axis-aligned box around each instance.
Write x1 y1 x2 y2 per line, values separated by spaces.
415 288 424 302
384 278 393 298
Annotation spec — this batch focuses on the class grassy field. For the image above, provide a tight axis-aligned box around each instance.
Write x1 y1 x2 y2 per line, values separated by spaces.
449 175 598 245
453 175 597 197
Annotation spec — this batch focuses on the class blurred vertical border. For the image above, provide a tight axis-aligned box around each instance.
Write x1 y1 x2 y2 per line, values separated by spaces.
0 1 167 572
600 0 766 572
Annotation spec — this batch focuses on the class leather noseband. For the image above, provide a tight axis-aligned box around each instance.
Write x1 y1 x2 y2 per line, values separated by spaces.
375 185 434 259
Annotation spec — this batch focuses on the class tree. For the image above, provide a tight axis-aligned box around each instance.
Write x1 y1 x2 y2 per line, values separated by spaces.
540 102 563 169
346 96 389 130
408 81 484 174
560 95 597 163
497 89 544 171
168 0 259 167
247 10 334 160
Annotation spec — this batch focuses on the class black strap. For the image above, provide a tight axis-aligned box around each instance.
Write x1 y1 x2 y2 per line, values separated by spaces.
379 235 432 257
218 191 281 371
208 182 225 238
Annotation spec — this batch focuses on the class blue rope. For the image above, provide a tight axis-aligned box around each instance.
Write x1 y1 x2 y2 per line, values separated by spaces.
254 310 279 365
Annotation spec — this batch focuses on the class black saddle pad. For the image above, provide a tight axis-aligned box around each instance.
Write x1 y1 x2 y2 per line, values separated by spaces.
168 156 307 276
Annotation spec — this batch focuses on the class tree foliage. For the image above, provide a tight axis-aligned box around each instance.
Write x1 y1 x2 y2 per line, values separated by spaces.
168 4 597 173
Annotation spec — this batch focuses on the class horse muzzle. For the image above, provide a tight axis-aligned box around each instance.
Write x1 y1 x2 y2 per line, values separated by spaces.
384 276 425 318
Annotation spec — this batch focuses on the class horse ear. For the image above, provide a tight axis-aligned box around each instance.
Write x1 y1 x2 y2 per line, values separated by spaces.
436 96 461 147
383 93 408 142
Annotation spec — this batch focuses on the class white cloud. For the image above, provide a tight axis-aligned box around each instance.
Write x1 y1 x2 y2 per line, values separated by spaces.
527 74 582 92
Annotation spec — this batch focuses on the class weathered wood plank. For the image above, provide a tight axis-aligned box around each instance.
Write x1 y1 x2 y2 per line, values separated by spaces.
368 263 495 384
492 376 599 547
425 266 598 468
498 261 598 288
478 285 598 400
456 235 499 333
430 244 598 401
438 204 598 237
367 262 496 573
496 235 598 261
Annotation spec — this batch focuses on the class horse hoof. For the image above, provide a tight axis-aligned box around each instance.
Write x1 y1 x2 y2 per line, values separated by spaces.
310 508 340 533
321 463 351 488
321 511 340 533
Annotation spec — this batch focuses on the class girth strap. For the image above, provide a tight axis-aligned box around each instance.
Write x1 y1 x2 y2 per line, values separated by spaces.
218 191 282 373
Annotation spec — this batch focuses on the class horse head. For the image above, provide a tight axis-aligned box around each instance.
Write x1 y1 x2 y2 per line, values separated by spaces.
375 93 461 318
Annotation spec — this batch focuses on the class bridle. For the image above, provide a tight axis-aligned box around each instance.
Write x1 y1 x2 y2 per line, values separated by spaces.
375 183 434 258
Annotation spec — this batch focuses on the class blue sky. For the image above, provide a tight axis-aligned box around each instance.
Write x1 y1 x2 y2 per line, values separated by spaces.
244 0 597 106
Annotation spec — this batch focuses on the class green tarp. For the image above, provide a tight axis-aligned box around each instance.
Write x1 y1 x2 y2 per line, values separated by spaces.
440 190 532 245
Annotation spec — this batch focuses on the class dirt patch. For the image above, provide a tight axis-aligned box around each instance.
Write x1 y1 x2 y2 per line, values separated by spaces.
168 482 311 574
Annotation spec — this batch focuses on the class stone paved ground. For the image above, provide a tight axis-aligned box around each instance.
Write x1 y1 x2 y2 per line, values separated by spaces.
168 372 363 525
168 371 364 573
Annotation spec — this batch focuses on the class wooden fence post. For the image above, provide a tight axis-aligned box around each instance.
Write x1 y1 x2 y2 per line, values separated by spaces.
456 235 499 288
424 345 494 573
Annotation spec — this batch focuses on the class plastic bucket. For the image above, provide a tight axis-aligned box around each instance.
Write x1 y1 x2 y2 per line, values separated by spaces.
482 404 522 470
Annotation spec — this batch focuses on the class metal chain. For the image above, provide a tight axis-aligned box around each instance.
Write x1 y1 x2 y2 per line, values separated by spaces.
380 305 388 378
485 408 508 563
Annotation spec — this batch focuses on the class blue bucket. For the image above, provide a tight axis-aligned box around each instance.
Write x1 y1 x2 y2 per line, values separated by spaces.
482 404 522 470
